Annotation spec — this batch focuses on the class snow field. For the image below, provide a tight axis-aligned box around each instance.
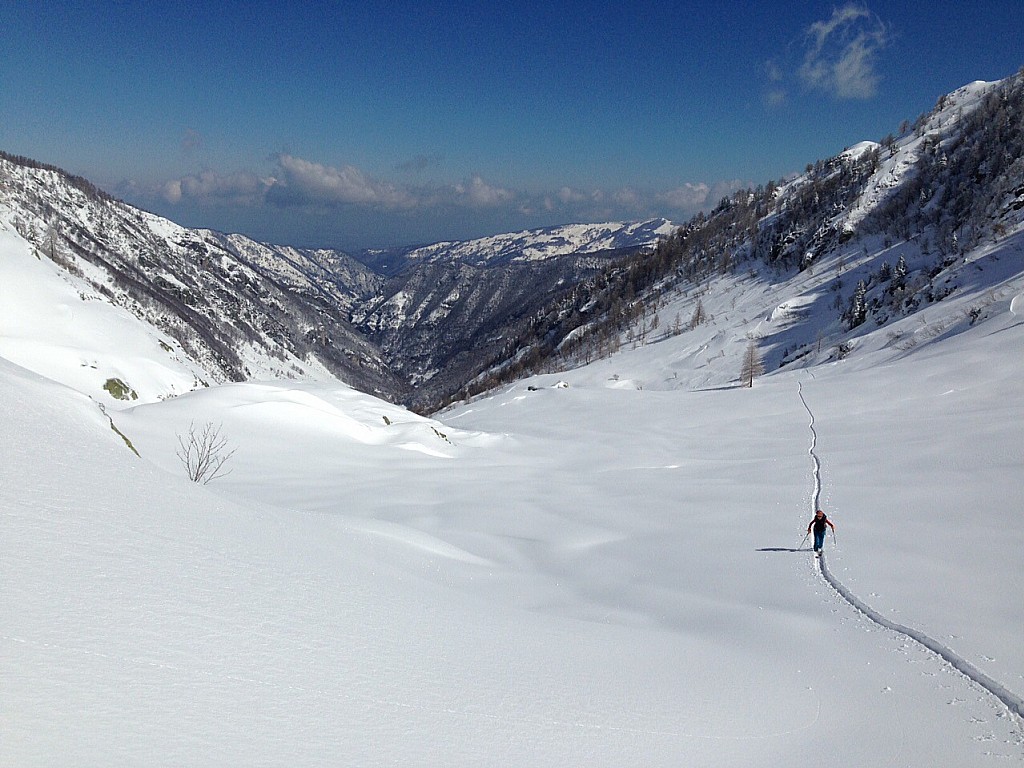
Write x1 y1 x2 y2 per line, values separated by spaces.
4 180 1024 763
6 303 1024 765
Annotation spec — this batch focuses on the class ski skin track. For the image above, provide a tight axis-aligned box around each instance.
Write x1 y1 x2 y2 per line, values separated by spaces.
797 380 1024 724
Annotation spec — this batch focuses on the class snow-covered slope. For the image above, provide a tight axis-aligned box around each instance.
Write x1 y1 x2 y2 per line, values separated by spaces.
487 71 1024 405
0 153 675 408
0 154 402 402
3 261 1022 765
396 218 677 266
3 73 1024 764
843 80 995 232
0 208 209 404
203 230 383 312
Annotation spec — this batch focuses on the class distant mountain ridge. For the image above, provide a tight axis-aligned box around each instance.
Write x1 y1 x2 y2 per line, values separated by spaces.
0 152 668 407
0 153 403 399
3 69 1023 412
349 221 674 402
356 219 677 275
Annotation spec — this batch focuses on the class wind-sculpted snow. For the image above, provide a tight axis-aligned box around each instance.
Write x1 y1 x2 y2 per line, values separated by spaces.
1011 291 1024 316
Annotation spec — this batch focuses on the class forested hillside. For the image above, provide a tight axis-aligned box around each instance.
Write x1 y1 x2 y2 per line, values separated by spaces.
452 72 1024 406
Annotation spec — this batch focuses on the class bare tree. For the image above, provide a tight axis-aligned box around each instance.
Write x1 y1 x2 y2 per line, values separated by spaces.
176 421 237 484
689 298 711 329
740 339 764 388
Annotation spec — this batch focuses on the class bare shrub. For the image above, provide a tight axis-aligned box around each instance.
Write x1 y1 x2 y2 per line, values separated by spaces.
176 421 237 484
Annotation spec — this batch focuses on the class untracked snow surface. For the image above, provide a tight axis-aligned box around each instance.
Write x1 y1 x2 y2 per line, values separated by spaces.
3 219 1024 763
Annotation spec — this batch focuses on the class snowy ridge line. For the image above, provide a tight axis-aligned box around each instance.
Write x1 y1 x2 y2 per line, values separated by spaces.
797 380 1024 723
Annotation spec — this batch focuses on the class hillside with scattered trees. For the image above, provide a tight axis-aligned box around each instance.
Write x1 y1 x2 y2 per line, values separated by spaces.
445 71 1024 407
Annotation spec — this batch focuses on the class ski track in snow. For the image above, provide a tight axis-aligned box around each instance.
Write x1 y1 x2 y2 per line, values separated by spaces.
797 380 1024 725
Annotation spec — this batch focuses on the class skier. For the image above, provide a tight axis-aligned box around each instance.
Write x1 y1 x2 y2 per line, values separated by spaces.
807 509 835 556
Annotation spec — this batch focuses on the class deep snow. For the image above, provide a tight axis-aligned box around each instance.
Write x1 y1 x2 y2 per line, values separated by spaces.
3 193 1024 765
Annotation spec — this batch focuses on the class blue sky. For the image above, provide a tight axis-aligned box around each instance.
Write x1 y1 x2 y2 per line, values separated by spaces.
2 1 1022 249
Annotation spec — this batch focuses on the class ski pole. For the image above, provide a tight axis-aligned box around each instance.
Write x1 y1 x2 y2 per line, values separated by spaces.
798 532 809 550
831 527 838 548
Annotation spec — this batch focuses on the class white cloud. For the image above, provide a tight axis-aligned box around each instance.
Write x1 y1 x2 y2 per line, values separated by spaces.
659 183 711 211
160 169 271 206
455 175 514 207
136 152 748 244
273 154 416 209
761 59 789 108
613 187 642 209
163 179 182 204
557 186 587 204
268 158 515 211
798 3 889 100
806 3 872 50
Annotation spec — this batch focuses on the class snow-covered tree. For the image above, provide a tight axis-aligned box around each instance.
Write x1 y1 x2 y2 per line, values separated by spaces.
893 255 908 290
849 280 868 328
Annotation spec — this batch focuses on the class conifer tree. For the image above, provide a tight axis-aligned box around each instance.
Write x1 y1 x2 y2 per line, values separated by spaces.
893 255 908 290
849 280 868 327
